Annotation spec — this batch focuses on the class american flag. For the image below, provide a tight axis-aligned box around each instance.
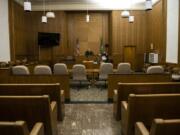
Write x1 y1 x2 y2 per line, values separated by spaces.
74 38 80 56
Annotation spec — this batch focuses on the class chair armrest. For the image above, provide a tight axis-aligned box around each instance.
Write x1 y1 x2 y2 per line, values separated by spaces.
30 122 44 135
135 122 149 135
121 101 128 135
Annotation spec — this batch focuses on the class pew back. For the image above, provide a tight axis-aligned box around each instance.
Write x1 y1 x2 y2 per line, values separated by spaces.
150 119 180 135
122 94 180 135
0 121 44 135
108 73 171 101
114 82 180 120
0 75 70 101
0 121 30 135
0 95 57 135
0 83 64 121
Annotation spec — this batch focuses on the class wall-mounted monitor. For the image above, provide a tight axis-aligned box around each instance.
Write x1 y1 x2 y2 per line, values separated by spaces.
38 32 60 47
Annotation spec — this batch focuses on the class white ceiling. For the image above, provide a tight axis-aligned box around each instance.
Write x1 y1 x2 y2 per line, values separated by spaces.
15 0 160 11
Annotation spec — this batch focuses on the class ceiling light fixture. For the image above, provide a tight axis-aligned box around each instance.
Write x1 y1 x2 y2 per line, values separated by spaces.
24 0 31 11
86 10 90 23
129 16 134 23
128 0 134 23
46 11 55 18
41 0 47 23
121 10 130 18
145 0 153 10
46 1 55 18
86 2 90 23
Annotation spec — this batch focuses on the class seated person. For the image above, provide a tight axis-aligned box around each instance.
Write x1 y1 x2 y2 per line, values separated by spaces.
100 44 109 62
84 49 94 58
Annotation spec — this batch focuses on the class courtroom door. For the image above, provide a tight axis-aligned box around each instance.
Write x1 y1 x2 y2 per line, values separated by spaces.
123 45 136 69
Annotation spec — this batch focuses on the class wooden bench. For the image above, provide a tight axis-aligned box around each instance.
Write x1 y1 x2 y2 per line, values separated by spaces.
0 83 64 121
121 94 180 135
0 121 44 135
135 118 180 135
108 73 172 101
0 95 58 135
114 82 180 120
0 75 70 102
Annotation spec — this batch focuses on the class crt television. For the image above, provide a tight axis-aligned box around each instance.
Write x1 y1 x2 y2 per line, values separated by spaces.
38 32 60 47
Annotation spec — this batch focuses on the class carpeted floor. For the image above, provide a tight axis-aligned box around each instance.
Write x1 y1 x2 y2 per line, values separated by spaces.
70 86 108 102
58 104 121 135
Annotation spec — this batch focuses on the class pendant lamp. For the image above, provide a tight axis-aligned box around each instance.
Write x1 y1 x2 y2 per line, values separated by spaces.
24 0 31 11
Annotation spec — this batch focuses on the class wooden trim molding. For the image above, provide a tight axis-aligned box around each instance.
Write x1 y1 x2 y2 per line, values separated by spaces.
8 0 15 61
178 1 180 64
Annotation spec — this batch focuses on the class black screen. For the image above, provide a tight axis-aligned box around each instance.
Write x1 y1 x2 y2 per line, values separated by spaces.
38 32 60 47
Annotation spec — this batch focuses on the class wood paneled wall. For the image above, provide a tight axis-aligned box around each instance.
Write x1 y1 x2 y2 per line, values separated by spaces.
110 11 147 70
146 0 166 63
9 0 67 63
67 12 109 55
10 0 179 69
9 0 27 60
24 11 67 63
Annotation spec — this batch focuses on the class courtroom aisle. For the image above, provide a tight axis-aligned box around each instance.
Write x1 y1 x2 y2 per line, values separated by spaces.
58 104 121 135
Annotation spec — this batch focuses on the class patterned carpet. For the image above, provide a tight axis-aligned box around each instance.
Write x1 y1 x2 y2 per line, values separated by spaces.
58 104 121 135
70 86 108 102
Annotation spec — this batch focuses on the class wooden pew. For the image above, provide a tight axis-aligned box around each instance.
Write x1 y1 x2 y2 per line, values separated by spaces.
121 94 180 135
0 121 44 135
0 67 10 78
108 73 172 101
0 95 58 135
114 82 180 120
135 118 180 135
0 75 70 102
0 83 64 121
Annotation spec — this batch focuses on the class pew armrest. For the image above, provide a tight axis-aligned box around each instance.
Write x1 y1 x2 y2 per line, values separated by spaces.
121 101 128 135
51 101 57 110
113 89 118 102
122 101 128 110
51 101 57 119
135 122 149 135
60 90 65 121
30 122 44 135
61 90 65 103
50 101 58 135
113 89 118 119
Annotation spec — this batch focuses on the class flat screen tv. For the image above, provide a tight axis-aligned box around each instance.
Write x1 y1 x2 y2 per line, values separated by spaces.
38 32 60 47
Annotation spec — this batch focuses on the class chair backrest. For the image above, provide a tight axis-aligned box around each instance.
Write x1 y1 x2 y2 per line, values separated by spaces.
0 121 30 135
127 94 180 135
34 65 52 75
72 64 87 81
0 95 57 135
117 63 132 74
150 119 180 135
146 66 164 74
12 65 30 75
53 63 68 75
99 63 113 80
